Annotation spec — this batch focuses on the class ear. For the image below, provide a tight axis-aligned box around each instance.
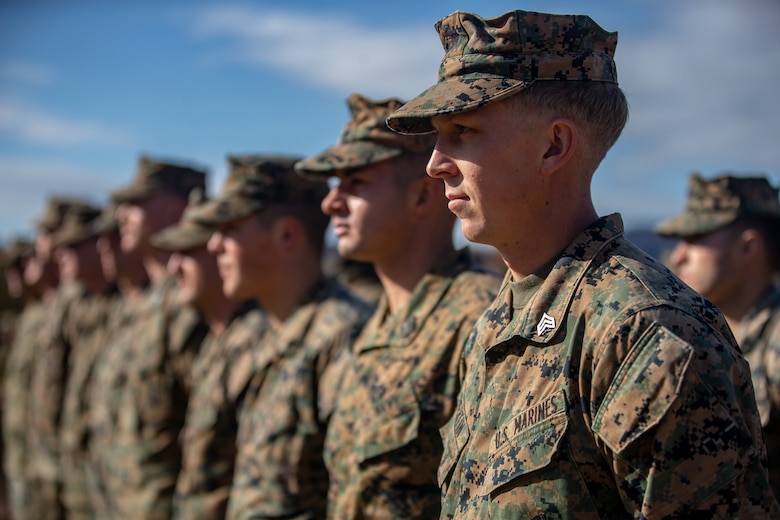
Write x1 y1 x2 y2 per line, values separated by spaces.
410 177 444 217
272 216 303 252
739 228 764 262
540 118 578 177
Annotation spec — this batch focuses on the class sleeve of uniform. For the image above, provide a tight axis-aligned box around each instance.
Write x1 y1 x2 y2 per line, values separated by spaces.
590 306 776 518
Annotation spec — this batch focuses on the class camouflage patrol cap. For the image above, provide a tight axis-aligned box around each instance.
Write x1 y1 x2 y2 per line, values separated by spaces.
111 155 207 204
386 9 619 135
294 93 437 176
90 203 119 236
656 174 780 238
189 154 327 225
150 189 217 251
51 203 103 248
36 196 97 232
1 239 34 269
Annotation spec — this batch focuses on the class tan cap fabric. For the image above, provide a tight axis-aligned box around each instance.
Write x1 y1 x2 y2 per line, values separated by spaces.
51 203 103 248
656 174 780 238
150 189 217 251
189 154 327 225
295 93 436 176
387 9 618 134
36 197 97 232
111 155 207 204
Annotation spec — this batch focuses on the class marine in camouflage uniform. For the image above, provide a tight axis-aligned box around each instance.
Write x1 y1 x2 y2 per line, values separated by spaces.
657 174 780 499
387 9 779 517
23 198 100 520
1 239 35 519
296 94 500 519
147 185 270 520
86 156 210 519
190 155 373 519
49 204 122 520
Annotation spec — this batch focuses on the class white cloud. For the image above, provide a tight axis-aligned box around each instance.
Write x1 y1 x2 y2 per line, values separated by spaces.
0 157 120 240
0 60 54 85
191 5 442 98
614 0 780 178
0 97 130 147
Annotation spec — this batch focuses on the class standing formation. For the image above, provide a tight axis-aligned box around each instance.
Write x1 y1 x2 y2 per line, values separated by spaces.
0 6 778 520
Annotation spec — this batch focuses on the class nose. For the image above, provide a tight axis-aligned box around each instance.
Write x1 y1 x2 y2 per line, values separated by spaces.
207 232 224 254
426 146 457 180
167 252 183 276
321 179 346 216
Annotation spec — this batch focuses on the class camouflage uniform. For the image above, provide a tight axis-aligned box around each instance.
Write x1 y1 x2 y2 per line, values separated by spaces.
88 275 208 519
59 288 119 519
657 174 780 499
2 300 46 517
738 286 780 498
324 250 498 519
173 302 268 520
386 9 779 517
432 215 777 517
227 278 371 520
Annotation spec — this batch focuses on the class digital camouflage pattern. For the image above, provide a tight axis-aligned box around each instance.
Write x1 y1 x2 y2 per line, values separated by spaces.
189 154 325 226
656 174 780 238
150 188 216 252
59 288 120 519
87 275 209 519
439 214 779 518
386 9 619 135
294 93 437 175
110 154 207 204
733 285 780 499
173 301 268 520
27 281 86 520
325 249 499 520
226 278 372 520
2 301 47 519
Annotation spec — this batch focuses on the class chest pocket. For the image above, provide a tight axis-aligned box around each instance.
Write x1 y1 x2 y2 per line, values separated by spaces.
355 384 420 463
480 390 568 496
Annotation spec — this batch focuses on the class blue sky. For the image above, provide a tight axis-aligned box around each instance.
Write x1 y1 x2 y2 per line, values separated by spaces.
1 0 779 244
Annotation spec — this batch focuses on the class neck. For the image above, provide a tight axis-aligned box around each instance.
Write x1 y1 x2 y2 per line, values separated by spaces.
142 252 169 286
717 277 774 334
198 296 241 337
503 197 597 280
261 256 323 327
374 231 455 315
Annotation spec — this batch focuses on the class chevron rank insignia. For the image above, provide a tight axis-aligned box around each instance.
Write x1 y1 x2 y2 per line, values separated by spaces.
536 312 556 337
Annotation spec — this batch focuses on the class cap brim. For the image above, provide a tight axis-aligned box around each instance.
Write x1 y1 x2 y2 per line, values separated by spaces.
295 142 403 177
110 185 154 204
186 197 261 226
150 225 213 252
654 212 737 238
386 76 527 135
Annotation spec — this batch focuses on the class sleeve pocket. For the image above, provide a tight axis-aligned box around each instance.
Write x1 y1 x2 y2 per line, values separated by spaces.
438 407 470 489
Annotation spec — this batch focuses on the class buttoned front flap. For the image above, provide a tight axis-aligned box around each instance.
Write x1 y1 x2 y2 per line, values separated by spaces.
480 390 568 496
437 405 470 489
355 385 420 463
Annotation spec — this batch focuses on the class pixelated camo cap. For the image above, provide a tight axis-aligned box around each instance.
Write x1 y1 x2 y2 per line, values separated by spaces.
36 197 97 232
295 93 437 176
189 154 327 225
51 203 103 249
110 155 207 204
386 9 618 135
150 189 218 251
655 174 780 238
1 239 34 269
